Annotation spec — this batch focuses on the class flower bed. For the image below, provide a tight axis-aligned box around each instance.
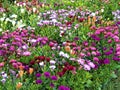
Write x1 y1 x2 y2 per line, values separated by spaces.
0 0 120 90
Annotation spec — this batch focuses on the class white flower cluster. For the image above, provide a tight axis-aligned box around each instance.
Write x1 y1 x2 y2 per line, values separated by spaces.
39 60 56 71
59 51 70 58
0 71 8 84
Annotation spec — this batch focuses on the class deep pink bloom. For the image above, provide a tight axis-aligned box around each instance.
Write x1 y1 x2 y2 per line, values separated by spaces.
93 57 99 62
9 59 17 63
12 63 18 69
49 42 54 47
103 58 110 64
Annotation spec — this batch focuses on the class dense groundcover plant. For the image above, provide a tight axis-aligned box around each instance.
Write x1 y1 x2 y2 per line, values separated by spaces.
0 0 120 90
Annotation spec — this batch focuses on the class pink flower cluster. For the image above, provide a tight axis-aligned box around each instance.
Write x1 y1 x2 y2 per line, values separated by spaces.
0 28 49 58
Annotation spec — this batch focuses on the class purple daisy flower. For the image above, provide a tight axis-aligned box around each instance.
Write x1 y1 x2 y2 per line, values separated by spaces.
36 79 42 84
44 72 50 78
51 75 58 80
103 58 110 64
58 85 70 90
36 73 41 77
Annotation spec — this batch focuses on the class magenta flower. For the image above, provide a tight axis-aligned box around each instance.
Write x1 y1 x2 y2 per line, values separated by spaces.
104 51 113 55
51 76 58 80
58 85 70 90
36 79 42 84
113 56 120 61
12 63 18 69
103 58 110 64
93 57 99 62
36 73 41 77
9 59 17 63
50 83 54 88
74 36 79 41
44 72 50 78
9 46 15 51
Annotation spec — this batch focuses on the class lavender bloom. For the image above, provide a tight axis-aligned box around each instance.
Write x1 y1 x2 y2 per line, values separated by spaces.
1 78 6 84
9 70 16 75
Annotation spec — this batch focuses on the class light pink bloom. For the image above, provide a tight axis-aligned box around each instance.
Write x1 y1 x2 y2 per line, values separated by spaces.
84 64 91 71
77 58 85 65
22 51 31 56
90 46 96 50
0 62 4 67
87 61 95 68
91 51 97 55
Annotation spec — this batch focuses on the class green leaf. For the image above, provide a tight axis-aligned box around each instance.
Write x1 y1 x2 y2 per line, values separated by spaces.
111 72 117 79
85 80 93 87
